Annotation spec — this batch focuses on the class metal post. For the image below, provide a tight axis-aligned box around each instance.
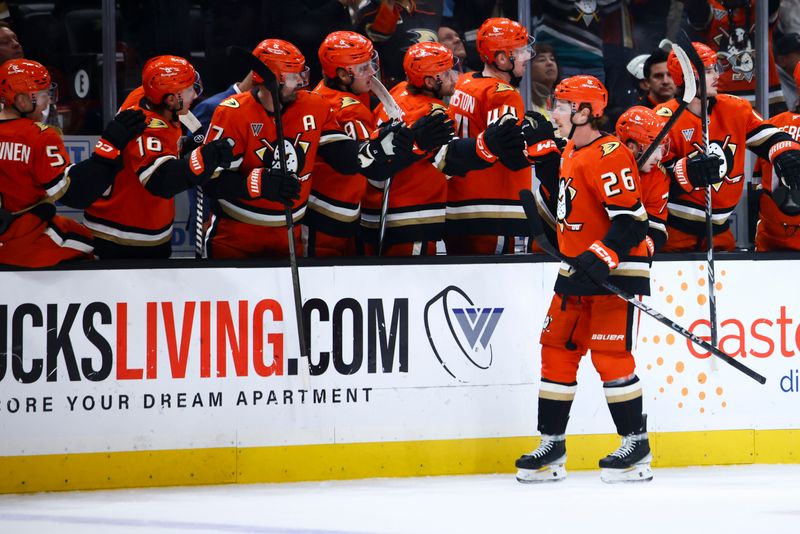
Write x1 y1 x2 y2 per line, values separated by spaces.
754 0 769 118
518 0 532 111
101 0 117 125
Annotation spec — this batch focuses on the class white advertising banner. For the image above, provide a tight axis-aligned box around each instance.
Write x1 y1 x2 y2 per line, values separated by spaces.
0 258 794 457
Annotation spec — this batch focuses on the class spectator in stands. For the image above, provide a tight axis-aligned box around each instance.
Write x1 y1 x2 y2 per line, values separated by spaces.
687 0 787 115
638 49 676 108
774 32 800 111
0 20 22 63
529 43 559 121
437 25 468 71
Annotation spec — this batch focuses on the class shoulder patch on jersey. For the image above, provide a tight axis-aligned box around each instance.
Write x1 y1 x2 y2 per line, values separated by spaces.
429 102 448 114
495 83 514 93
219 97 240 108
341 96 361 109
655 107 672 118
33 122 50 132
148 118 169 129
599 141 621 157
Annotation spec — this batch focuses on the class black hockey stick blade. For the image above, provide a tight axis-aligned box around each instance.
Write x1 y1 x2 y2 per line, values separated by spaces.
518 189 766 385
227 45 277 87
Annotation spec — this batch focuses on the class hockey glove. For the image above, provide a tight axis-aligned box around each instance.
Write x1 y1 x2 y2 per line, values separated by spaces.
94 109 147 160
411 112 455 152
521 111 557 145
477 115 526 166
773 149 800 190
672 153 723 192
246 167 301 206
188 138 235 183
572 241 619 286
360 121 415 167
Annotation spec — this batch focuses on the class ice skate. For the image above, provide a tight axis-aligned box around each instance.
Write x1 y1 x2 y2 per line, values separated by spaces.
599 430 653 483
515 434 567 483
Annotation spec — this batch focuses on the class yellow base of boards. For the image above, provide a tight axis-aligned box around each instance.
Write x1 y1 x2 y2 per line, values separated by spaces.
2 429 799 494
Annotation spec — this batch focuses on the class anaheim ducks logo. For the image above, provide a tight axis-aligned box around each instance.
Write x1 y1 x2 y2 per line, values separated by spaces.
341 96 361 109
572 0 598 26
407 29 438 44
495 83 514 93
655 107 673 118
430 103 448 114
599 141 620 157
148 118 169 129
690 135 742 191
556 177 583 232
255 133 312 182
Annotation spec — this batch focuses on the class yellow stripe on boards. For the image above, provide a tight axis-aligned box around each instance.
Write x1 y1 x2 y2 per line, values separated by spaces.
2 429 799 494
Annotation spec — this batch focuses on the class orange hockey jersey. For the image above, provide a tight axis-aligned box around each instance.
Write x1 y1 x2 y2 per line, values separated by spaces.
306 82 374 237
555 134 650 296
361 82 451 245
754 110 800 250
655 94 783 237
639 164 670 247
83 108 182 246
696 0 783 109
445 72 530 237
205 90 346 227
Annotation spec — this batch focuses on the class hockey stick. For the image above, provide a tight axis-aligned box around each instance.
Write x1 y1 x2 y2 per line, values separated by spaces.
369 76 405 255
227 46 310 385
179 112 206 259
636 44 696 167
679 31 719 352
518 189 766 384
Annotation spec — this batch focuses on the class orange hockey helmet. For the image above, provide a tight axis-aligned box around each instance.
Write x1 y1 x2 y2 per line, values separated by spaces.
253 39 310 88
142 55 200 103
554 75 608 118
476 17 534 63
616 105 668 150
667 42 717 87
403 42 455 87
319 31 378 79
0 59 51 105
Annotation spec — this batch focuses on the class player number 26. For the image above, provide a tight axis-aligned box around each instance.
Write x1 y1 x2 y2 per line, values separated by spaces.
601 167 636 197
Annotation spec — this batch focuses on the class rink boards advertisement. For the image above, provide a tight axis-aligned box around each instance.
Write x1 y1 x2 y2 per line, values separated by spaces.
1 258 799 491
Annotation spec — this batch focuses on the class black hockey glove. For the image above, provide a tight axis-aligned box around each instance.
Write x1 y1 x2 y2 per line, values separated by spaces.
360 121 415 166
102 109 147 150
411 112 455 152
571 241 619 287
0 207 13 236
93 109 147 161
521 111 557 145
188 138 236 183
672 153 723 192
773 149 800 190
246 167 301 206
477 115 527 170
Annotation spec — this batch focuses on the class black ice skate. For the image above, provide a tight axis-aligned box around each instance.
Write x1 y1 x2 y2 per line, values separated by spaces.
515 434 567 483
599 423 653 483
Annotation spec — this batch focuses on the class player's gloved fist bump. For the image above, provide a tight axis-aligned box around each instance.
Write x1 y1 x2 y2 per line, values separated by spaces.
572 240 619 286
94 109 147 160
364 121 414 163
411 112 455 152
477 115 525 163
773 149 800 190
189 138 235 180
521 111 557 145
247 167 301 205
673 153 723 192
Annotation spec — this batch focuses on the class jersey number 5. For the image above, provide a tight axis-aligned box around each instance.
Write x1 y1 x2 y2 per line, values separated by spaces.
601 168 636 197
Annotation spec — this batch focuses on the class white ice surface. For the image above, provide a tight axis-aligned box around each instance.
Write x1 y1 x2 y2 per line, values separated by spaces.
1 465 799 534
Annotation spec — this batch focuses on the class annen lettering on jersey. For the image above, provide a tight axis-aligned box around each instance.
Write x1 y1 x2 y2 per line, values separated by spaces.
0 141 31 164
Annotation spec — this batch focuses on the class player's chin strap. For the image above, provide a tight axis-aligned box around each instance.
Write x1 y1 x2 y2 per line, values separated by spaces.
492 57 522 87
565 107 590 140
12 93 39 118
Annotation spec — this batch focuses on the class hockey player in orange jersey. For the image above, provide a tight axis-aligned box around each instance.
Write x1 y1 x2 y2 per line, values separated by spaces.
304 31 380 257
656 42 800 252
515 76 654 484
754 61 800 251
83 55 236 259
616 105 671 251
0 59 146 267
202 39 450 259
361 42 526 255
445 17 537 255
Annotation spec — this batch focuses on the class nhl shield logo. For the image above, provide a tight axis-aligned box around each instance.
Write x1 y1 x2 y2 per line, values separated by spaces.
250 123 263 136
682 128 695 142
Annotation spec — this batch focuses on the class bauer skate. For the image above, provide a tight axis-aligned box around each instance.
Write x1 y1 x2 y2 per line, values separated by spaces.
515 434 567 483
